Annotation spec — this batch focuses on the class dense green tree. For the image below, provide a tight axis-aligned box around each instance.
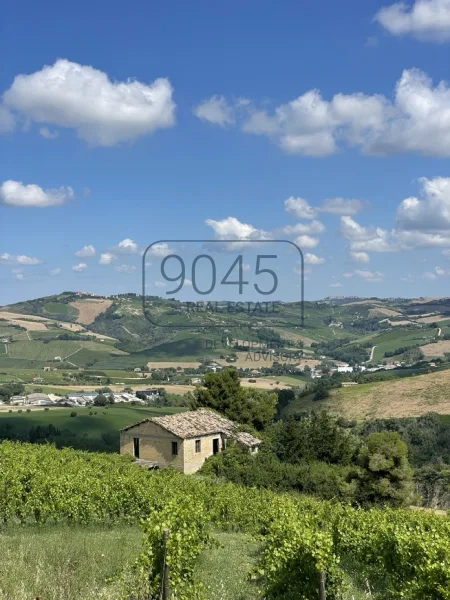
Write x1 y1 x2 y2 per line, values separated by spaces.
191 368 276 429
0 383 25 402
93 394 108 406
267 412 359 466
357 431 416 507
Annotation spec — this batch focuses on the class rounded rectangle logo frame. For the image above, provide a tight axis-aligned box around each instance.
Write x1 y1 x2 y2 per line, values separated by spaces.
142 239 304 328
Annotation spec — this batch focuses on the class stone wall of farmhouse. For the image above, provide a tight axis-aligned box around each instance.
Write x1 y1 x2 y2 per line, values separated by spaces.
120 421 225 474
183 433 225 474
120 421 184 471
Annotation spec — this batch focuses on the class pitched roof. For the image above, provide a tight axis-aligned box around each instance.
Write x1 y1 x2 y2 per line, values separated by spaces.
121 408 261 447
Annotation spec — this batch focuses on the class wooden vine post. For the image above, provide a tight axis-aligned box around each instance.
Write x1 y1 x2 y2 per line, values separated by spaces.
318 570 326 600
162 528 171 600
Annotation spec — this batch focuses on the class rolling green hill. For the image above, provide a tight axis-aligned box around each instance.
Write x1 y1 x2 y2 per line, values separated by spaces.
1 292 449 382
281 368 450 420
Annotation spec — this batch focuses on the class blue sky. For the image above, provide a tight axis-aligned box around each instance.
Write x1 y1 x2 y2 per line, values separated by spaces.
2 0 450 304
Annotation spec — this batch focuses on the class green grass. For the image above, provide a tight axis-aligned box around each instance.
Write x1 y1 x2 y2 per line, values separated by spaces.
0 524 141 600
0 524 368 600
196 531 263 599
7 340 82 361
0 367 69 384
0 405 185 443
0 324 26 338
0 356 48 369
22 384 82 395
371 328 437 362
43 301 79 317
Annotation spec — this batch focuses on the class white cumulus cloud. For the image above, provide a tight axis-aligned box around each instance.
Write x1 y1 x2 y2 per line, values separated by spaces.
343 269 384 282
147 243 174 257
375 0 450 42
423 271 437 280
205 216 270 240
72 263 87 272
196 68 450 157
279 220 325 235
75 245 96 258
284 197 317 219
0 252 42 265
304 253 325 265
349 251 370 263
99 253 116 265
397 177 450 231
3 59 176 146
193 95 236 126
111 238 140 255
0 180 74 207
294 235 319 248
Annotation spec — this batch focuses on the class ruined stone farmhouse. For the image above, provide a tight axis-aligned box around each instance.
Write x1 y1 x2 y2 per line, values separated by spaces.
120 408 261 474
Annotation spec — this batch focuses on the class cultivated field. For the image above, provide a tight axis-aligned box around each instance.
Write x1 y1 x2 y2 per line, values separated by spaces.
372 328 437 362
421 340 450 358
0 311 49 322
369 307 403 317
415 315 450 324
147 361 201 369
70 300 113 324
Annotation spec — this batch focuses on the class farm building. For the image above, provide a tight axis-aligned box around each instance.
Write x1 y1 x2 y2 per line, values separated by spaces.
120 408 261 474
10 395 27 405
26 393 53 406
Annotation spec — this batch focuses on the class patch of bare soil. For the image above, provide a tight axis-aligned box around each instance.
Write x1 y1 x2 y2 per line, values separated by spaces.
421 341 450 357
147 361 201 369
369 307 403 317
241 378 290 390
70 300 113 325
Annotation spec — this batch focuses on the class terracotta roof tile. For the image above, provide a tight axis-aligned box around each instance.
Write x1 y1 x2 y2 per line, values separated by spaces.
120 408 261 447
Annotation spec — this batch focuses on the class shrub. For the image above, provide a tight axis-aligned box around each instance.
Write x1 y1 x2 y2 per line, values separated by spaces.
70 411 77 417
44 407 49 411
26 409 31 413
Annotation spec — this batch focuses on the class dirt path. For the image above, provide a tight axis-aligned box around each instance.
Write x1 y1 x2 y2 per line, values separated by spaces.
63 346 82 360
122 326 139 338
368 345 377 362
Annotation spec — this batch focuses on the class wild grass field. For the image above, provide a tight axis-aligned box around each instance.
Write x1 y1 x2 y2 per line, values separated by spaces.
282 369 450 420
